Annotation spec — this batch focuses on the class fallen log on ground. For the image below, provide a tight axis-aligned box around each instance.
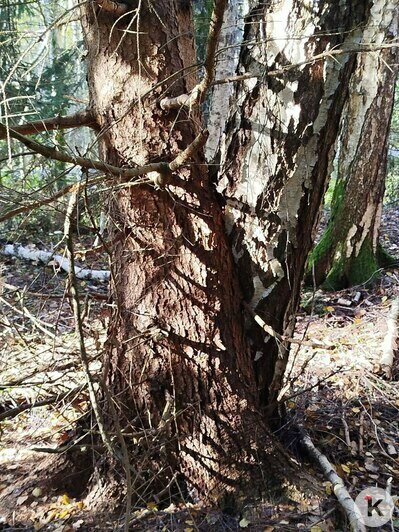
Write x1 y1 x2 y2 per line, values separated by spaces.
2 244 110 281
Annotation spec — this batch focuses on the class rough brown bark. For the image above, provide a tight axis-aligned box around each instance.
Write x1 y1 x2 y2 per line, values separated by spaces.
81 0 304 507
308 2 399 289
219 0 371 408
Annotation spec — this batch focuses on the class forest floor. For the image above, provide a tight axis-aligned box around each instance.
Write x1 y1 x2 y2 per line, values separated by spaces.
0 206 399 531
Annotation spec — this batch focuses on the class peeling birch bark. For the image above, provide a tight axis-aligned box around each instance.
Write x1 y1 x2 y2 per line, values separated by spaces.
205 0 244 162
221 0 372 406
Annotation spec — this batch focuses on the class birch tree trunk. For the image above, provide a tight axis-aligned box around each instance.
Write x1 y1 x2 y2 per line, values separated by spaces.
205 0 244 162
308 3 399 290
220 0 371 408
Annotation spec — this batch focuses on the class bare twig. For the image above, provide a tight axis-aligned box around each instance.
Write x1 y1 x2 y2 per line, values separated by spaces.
3 282 108 300
169 129 209 171
30 443 104 453
64 187 114 455
379 296 399 378
0 175 105 224
283 367 344 403
0 126 209 207
243 301 334 350
342 413 352 448
64 189 133 531
0 296 57 339
212 40 399 86
0 122 169 181
0 385 85 422
358 411 365 454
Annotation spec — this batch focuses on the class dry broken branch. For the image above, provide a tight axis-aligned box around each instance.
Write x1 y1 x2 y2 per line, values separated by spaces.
94 0 130 16
212 40 399 86
0 110 96 140
64 189 133 531
0 385 85 422
169 129 209 171
379 296 399 378
0 175 105 224
0 122 168 180
243 302 334 350
300 427 366 532
0 125 208 194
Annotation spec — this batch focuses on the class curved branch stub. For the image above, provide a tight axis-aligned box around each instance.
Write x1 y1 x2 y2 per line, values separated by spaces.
94 0 130 16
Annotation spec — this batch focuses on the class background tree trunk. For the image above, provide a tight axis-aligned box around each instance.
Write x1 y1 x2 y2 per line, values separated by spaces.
205 0 244 162
219 0 371 408
307 3 399 290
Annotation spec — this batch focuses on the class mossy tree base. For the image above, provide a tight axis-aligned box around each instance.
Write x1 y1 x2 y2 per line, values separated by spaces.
307 237 395 291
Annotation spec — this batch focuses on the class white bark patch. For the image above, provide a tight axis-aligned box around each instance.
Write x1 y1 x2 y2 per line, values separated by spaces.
206 0 244 162
346 224 358 258
249 256 283 309
223 201 242 235
278 83 301 132
354 202 375 256
251 275 266 309
264 0 317 67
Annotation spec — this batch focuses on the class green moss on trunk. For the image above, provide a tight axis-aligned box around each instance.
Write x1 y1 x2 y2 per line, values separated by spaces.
377 243 398 268
306 179 346 285
346 238 379 286
319 238 379 290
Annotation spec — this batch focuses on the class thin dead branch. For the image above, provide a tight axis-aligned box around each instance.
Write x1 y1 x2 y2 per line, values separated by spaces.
0 110 97 140
169 129 209 171
243 302 334 350
342 414 352 448
0 385 85 422
379 296 399 378
299 427 366 532
64 188 134 530
94 0 130 16
0 175 105 224
0 122 168 181
212 40 399 86
64 188 114 456
0 126 209 206
0 296 57 339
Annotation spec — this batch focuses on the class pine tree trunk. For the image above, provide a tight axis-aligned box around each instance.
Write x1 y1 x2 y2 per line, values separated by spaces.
220 0 371 407
81 0 303 507
308 2 399 290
